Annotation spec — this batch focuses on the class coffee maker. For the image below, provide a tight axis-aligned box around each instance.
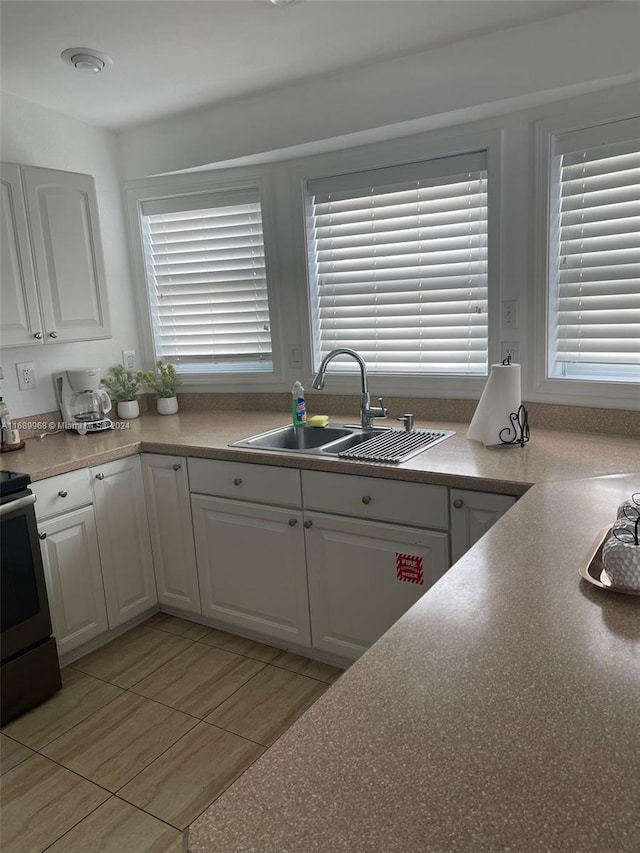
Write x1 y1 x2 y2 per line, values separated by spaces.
54 369 113 434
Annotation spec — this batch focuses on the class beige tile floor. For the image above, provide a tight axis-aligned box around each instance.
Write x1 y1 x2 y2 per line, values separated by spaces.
1 614 342 853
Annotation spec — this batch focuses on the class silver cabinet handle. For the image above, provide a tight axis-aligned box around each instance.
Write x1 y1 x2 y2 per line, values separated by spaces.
453 498 464 509
172 463 181 471
288 518 297 527
39 532 47 540
33 332 43 340
233 478 242 486
362 495 372 505
49 331 58 339
95 473 105 480
58 490 68 498
303 520 313 529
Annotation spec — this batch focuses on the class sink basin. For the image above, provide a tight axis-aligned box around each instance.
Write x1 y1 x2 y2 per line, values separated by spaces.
231 425 354 452
230 423 455 463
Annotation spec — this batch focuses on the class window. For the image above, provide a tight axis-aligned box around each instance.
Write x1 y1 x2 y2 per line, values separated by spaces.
305 152 488 377
547 119 640 384
140 188 273 375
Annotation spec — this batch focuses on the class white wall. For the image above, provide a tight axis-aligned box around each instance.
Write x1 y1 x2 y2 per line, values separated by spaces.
119 3 640 180
1 92 142 418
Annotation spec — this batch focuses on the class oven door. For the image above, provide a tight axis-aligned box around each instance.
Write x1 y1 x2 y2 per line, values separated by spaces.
1 490 53 662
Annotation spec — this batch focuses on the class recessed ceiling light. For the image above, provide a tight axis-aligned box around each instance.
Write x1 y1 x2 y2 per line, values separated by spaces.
269 0 296 5
61 48 113 74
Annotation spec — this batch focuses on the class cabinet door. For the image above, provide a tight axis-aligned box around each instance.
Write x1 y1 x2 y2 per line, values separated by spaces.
141 454 200 614
39 506 108 657
92 456 157 628
192 494 310 646
450 489 516 564
21 166 111 343
305 512 449 661
0 163 42 347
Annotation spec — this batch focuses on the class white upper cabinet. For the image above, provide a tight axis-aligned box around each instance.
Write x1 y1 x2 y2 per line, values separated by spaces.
0 164 41 346
0 163 111 347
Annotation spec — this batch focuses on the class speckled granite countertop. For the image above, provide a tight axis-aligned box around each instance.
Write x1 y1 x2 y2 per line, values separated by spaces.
188 474 640 853
5 410 639 850
5 409 640 497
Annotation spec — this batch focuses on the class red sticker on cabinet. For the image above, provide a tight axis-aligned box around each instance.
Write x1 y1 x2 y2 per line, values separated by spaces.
396 553 423 584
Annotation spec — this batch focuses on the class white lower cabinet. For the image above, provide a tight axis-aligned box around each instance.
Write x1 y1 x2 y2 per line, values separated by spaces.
450 488 516 564
304 512 448 660
141 454 200 614
91 456 157 628
191 494 310 646
38 505 108 657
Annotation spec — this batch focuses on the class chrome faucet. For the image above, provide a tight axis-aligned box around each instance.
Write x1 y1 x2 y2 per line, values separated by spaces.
312 348 388 428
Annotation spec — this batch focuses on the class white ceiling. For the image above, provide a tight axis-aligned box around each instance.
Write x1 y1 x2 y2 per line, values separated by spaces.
1 0 600 132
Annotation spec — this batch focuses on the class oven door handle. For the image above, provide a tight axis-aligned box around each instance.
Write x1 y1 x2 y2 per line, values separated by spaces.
0 493 37 516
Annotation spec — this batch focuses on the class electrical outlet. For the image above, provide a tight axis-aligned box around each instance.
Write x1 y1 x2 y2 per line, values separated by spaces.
16 361 36 390
122 350 136 371
501 342 520 364
502 300 517 330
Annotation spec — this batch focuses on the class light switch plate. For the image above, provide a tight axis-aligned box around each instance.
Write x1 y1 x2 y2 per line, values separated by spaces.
122 350 136 371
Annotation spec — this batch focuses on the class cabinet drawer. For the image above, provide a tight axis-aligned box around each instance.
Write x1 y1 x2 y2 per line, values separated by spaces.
32 468 92 520
301 470 447 529
188 458 302 507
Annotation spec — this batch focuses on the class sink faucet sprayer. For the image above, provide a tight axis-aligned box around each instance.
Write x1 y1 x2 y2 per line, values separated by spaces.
312 348 388 429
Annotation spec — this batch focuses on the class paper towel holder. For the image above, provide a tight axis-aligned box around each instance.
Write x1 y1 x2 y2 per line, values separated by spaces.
497 356 530 447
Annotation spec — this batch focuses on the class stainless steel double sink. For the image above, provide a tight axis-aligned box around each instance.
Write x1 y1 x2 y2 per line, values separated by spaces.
230 423 455 464
230 424 378 456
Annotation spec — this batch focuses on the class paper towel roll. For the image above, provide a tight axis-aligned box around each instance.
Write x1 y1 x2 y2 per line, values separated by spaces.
467 363 521 446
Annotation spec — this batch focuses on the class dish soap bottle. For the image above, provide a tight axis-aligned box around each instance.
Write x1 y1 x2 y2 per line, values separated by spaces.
291 381 307 427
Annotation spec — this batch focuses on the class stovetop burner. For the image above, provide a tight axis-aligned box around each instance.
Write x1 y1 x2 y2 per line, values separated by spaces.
0 470 32 497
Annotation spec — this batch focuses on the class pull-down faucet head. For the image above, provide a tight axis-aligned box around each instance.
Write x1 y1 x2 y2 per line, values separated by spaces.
312 348 386 428
312 348 368 394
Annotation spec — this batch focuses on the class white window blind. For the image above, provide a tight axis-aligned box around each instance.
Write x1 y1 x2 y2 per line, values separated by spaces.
306 152 488 376
548 119 640 383
140 189 272 374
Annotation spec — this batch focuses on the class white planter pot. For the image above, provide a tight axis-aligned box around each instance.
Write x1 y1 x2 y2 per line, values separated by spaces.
157 396 179 416
117 400 139 419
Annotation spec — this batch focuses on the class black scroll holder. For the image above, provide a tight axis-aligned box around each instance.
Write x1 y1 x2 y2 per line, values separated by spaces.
498 355 530 448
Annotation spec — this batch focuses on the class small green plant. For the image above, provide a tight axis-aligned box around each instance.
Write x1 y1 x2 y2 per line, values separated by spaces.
102 365 142 402
139 360 183 398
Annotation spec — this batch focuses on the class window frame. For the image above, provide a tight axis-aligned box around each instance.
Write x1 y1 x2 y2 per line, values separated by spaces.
288 127 503 401
125 168 285 388
533 107 640 407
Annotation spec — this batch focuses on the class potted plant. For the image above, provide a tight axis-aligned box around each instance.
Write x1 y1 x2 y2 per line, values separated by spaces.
139 360 183 415
102 365 142 419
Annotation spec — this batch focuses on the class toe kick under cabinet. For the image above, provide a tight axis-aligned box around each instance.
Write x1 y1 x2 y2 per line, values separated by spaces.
301 470 449 660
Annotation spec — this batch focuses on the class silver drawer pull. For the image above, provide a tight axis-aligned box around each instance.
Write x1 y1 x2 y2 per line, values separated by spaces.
303 520 313 529
172 463 182 471
58 490 68 498
288 518 297 527
33 332 43 340
453 499 464 509
362 495 372 505
49 331 58 339
233 478 242 486
95 473 105 480
39 532 47 540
